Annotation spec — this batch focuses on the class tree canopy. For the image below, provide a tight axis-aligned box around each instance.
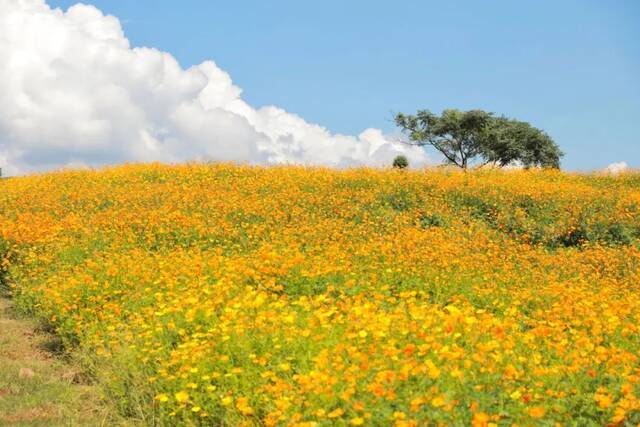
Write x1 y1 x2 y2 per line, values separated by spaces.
395 109 563 169
392 155 409 169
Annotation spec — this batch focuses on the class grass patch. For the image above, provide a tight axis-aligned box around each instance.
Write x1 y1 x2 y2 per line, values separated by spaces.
0 298 122 426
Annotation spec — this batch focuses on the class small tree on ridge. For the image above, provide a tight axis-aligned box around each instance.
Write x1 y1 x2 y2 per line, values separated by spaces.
394 109 562 169
392 155 409 169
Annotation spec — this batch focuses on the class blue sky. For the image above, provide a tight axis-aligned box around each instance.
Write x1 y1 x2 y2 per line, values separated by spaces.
36 1 640 169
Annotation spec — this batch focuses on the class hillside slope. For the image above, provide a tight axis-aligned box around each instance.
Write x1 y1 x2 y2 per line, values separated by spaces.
1 164 639 425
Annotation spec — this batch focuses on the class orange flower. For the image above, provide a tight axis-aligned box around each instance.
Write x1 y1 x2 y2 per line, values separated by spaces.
528 407 545 418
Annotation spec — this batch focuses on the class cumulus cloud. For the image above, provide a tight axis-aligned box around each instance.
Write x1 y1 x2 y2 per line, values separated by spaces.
0 0 428 175
603 162 628 175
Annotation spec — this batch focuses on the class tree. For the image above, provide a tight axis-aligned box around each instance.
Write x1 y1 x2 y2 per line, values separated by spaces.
394 109 562 169
392 155 409 169
481 117 563 169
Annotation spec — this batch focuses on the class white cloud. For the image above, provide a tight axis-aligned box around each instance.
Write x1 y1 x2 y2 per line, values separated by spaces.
0 0 428 175
603 161 628 175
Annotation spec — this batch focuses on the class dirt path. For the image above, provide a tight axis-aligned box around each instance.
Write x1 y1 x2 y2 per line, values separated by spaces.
0 298 109 426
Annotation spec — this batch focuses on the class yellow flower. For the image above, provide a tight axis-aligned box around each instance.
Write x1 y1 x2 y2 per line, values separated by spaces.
596 395 612 409
425 360 441 379
393 411 406 420
328 408 344 418
350 417 364 425
431 395 446 408
279 363 291 372
174 391 189 403
154 393 169 402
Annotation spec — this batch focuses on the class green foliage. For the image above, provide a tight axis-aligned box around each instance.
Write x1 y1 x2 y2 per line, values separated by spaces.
445 187 637 248
482 117 563 169
0 238 14 294
451 193 499 225
395 109 492 169
380 188 420 212
392 155 409 169
558 227 589 248
606 223 634 245
395 108 563 169
558 222 635 248
418 212 446 229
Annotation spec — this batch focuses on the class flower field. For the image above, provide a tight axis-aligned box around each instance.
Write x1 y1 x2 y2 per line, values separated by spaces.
1 163 639 426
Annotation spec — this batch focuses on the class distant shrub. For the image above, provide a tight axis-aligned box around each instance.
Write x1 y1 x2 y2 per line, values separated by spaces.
392 155 409 169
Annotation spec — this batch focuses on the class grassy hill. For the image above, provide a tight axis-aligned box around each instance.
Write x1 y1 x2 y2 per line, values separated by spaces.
1 163 639 425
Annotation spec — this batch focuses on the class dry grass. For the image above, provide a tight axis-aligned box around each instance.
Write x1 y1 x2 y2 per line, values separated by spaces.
0 298 114 426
